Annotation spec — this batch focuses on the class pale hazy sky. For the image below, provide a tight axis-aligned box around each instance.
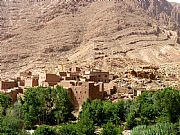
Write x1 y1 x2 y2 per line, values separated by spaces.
167 0 180 3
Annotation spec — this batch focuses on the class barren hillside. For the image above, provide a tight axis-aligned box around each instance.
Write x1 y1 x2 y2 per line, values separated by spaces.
1 0 180 78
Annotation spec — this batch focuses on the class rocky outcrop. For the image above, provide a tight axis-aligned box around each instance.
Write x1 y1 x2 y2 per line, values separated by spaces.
137 0 180 29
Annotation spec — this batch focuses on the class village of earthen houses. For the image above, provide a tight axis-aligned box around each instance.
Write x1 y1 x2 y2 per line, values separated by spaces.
0 66 118 109
1 64 180 110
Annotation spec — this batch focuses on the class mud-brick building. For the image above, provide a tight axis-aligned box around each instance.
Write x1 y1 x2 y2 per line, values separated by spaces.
0 88 23 103
0 80 18 90
18 71 39 88
63 67 81 81
58 81 104 110
4 88 23 103
69 67 81 73
39 73 61 87
0 85 23 103
65 72 80 81
104 81 117 95
24 76 39 87
18 71 33 87
83 69 110 83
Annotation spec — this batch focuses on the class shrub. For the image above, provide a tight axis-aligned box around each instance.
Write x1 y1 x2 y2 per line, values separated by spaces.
101 122 122 135
33 125 55 135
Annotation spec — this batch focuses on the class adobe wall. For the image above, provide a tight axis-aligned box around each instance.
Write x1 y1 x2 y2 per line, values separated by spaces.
89 72 110 83
45 74 61 82
104 82 117 95
8 90 18 103
0 87 23 104
59 72 67 76
24 77 39 87
69 83 89 109
58 81 75 88
0 81 18 90
39 73 61 86
17 77 25 86
69 67 81 72
89 82 104 100
66 72 80 81
65 81 104 110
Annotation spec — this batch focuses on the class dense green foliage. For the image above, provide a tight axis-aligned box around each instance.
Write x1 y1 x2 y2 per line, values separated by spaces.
77 117 96 135
154 88 180 123
80 99 125 126
33 125 56 135
56 124 79 135
1 87 180 135
125 87 180 129
0 93 27 135
100 122 122 135
55 120 95 135
0 92 11 116
0 116 27 135
23 86 73 128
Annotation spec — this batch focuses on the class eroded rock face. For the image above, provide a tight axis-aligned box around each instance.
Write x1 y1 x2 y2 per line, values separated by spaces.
138 0 180 29
0 0 179 40
1 0 180 78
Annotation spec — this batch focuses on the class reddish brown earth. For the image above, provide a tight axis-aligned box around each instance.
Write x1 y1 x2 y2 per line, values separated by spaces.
1 0 180 78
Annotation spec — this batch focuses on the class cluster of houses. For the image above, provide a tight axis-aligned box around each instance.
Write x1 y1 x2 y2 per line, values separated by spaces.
0 67 119 110
1 65 165 110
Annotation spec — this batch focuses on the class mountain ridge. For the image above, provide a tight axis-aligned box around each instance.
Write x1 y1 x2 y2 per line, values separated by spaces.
1 0 180 78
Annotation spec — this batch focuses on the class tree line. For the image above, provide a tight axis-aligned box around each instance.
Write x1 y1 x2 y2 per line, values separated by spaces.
0 86 180 134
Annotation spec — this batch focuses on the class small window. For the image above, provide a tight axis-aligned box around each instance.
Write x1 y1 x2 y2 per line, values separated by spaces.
84 91 86 94
105 75 108 78
80 91 82 94
98 75 101 77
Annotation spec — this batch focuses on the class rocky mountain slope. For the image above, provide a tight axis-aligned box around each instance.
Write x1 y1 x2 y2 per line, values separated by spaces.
1 0 180 78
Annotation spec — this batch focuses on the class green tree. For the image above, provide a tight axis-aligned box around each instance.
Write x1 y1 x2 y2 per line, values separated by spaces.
101 122 122 135
52 86 74 124
77 117 96 135
126 88 180 129
154 87 180 123
102 100 125 125
137 92 158 121
23 88 41 129
126 111 137 129
23 86 73 128
80 99 103 126
0 92 11 116
80 99 126 126
12 102 24 120
56 124 79 135
33 125 56 135
0 116 27 135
